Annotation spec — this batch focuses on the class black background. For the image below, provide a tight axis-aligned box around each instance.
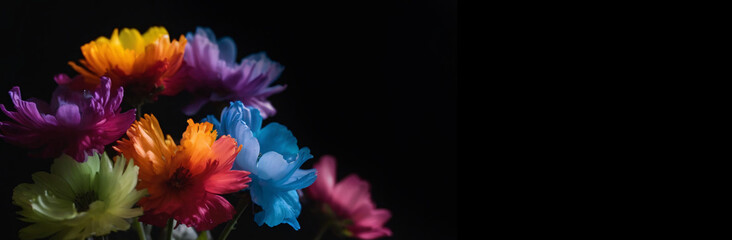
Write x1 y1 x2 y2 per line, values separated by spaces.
0 1 456 239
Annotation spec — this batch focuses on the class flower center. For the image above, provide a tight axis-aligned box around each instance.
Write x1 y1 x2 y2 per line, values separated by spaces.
168 167 192 190
73 191 98 212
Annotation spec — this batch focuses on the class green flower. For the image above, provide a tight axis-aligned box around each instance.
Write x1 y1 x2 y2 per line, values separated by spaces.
12 152 147 240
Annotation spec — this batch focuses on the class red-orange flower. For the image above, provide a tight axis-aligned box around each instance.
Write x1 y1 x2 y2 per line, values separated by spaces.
113 114 251 231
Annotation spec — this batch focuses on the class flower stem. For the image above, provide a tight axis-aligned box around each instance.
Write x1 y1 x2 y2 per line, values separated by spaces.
135 103 143 119
217 192 251 240
165 218 174 240
133 217 146 240
197 230 210 240
313 220 333 240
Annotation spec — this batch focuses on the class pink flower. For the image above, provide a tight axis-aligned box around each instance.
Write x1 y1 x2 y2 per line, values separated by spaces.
306 155 392 239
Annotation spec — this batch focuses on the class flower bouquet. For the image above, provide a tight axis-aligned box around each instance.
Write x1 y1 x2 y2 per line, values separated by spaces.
1 26 391 240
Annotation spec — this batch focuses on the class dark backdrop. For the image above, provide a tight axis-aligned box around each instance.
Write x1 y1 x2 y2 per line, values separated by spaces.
0 1 457 239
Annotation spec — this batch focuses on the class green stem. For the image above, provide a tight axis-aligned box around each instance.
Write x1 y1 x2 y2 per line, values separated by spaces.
133 217 146 240
92 235 109 240
313 220 333 240
217 193 251 240
165 218 174 240
196 230 210 240
135 103 143 119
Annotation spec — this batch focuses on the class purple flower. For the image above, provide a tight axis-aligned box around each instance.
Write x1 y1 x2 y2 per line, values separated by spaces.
0 75 135 162
173 27 286 117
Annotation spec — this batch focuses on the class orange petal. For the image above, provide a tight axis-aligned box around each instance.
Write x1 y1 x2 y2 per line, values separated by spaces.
177 119 218 175
114 114 177 181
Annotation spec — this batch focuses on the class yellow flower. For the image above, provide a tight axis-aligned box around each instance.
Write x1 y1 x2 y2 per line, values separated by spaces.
68 27 187 104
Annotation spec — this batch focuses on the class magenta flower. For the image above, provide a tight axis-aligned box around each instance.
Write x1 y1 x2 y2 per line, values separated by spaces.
306 155 393 239
173 27 285 117
0 74 135 162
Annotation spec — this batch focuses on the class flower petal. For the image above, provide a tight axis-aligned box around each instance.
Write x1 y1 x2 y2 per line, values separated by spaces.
252 189 302 230
18 222 65 240
96 108 136 145
352 226 393 240
201 115 222 132
176 194 235 231
332 174 372 216
55 104 81 126
219 101 262 135
50 154 94 194
231 120 260 173
29 191 77 221
256 152 290 181
178 120 218 174
258 123 299 161
2 87 52 128
204 169 251 194
31 172 74 201
276 169 317 191
182 96 211 116
217 37 237 66
353 208 392 230
307 155 337 202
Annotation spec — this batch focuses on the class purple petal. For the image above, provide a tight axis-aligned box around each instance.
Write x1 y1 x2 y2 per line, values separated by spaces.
54 73 73 85
182 97 210 116
178 29 285 117
56 104 81 126
5 87 49 128
0 75 133 162
95 109 135 144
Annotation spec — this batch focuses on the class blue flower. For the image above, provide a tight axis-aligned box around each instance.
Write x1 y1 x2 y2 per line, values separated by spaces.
203 101 316 230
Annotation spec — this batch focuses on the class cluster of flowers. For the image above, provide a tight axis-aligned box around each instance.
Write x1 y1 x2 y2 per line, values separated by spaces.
1 27 391 240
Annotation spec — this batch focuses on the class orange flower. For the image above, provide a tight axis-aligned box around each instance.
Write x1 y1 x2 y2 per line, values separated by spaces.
68 27 187 104
113 114 251 231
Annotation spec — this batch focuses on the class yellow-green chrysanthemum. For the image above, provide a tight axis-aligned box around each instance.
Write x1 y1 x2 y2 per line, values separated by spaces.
12 152 147 240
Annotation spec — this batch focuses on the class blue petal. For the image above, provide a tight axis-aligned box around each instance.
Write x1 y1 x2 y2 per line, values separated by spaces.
276 168 317 191
219 101 262 136
244 107 263 135
201 115 221 133
251 188 302 230
241 52 268 63
256 152 290 181
258 123 299 162
295 147 314 164
232 103 262 135
281 190 302 230
195 27 217 43
232 120 260 173
275 147 314 184
218 102 242 135
217 37 237 66
257 148 314 189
